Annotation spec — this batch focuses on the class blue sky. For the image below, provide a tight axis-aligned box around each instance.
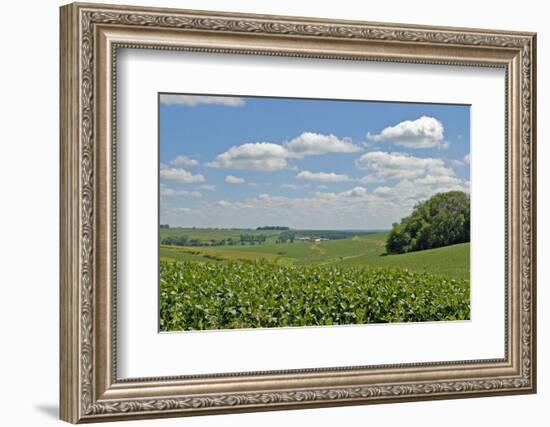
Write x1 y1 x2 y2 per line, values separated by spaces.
159 94 470 229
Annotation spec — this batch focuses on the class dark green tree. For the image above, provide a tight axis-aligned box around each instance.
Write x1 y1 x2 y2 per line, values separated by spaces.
385 191 470 254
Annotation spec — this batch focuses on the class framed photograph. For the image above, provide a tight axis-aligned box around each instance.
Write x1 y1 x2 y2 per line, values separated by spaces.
60 2 537 423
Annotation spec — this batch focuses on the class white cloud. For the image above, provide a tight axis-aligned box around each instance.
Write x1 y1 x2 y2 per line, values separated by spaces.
367 116 447 149
160 94 245 107
373 177 468 208
161 151 469 229
452 154 470 167
207 142 289 171
225 175 245 184
169 155 198 167
357 150 468 210
310 186 368 201
162 173 468 229
168 186 393 229
160 187 178 197
412 174 462 186
163 207 193 214
285 132 361 156
197 184 216 191
296 170 353 183
345 186 368 197
160 187 203 198
367 154 468 212
357 151 454 183
210 187 373 213
160 166 205 183
208 132 362 171
282 183 310 190
372 186 393 197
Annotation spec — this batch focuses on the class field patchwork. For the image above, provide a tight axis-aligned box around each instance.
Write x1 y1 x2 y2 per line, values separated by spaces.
159 227 470 331
160 229 469 279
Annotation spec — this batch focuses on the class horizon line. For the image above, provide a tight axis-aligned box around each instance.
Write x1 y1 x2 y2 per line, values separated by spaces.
159 226 390 231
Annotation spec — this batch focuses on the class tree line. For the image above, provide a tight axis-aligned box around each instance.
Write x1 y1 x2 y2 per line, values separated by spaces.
161 233 267 247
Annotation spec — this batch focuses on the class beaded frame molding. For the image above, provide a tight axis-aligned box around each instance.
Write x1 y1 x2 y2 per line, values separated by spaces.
60 2 536 423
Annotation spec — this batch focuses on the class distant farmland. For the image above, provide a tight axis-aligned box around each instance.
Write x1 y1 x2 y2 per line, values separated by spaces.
159 227 470 331
160 228 469 279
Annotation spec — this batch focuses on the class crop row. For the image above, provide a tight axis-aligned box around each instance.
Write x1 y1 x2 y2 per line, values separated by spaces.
159 260 470 331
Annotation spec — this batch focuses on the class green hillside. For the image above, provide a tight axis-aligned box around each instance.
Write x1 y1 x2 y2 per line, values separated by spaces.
160 230 469 279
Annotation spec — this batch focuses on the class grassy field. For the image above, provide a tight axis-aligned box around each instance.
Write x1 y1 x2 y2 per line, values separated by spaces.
160 230 469 279
159 227 470 331
341 242 470 279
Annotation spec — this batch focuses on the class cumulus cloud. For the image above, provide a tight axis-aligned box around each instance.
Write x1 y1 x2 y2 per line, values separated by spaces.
296 170 353 183
162 153 469 229
207 142 289 171
372 186 393 197
160 94 245 107
309 186 369 201
356 151 454 183
209 187 373 214
197 184 216 191
345 186 368 197
372 177 468 209
285 132 361 156
162 173 468 229
366 154 468 211
163 207 193 214
207 132 362 171
367 116 447 149
169 155 198 167
356 150 468 209
451 153 470 167
166 185 392 229
282 183 310 190
225 175 245 184
160 186 202 197
160 166 205 183
412 174 462 186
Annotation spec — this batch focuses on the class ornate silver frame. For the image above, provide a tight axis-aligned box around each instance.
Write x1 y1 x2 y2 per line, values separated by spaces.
60 2 537 423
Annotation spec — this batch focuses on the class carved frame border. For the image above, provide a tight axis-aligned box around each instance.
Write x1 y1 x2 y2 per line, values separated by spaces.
60 2 536 423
